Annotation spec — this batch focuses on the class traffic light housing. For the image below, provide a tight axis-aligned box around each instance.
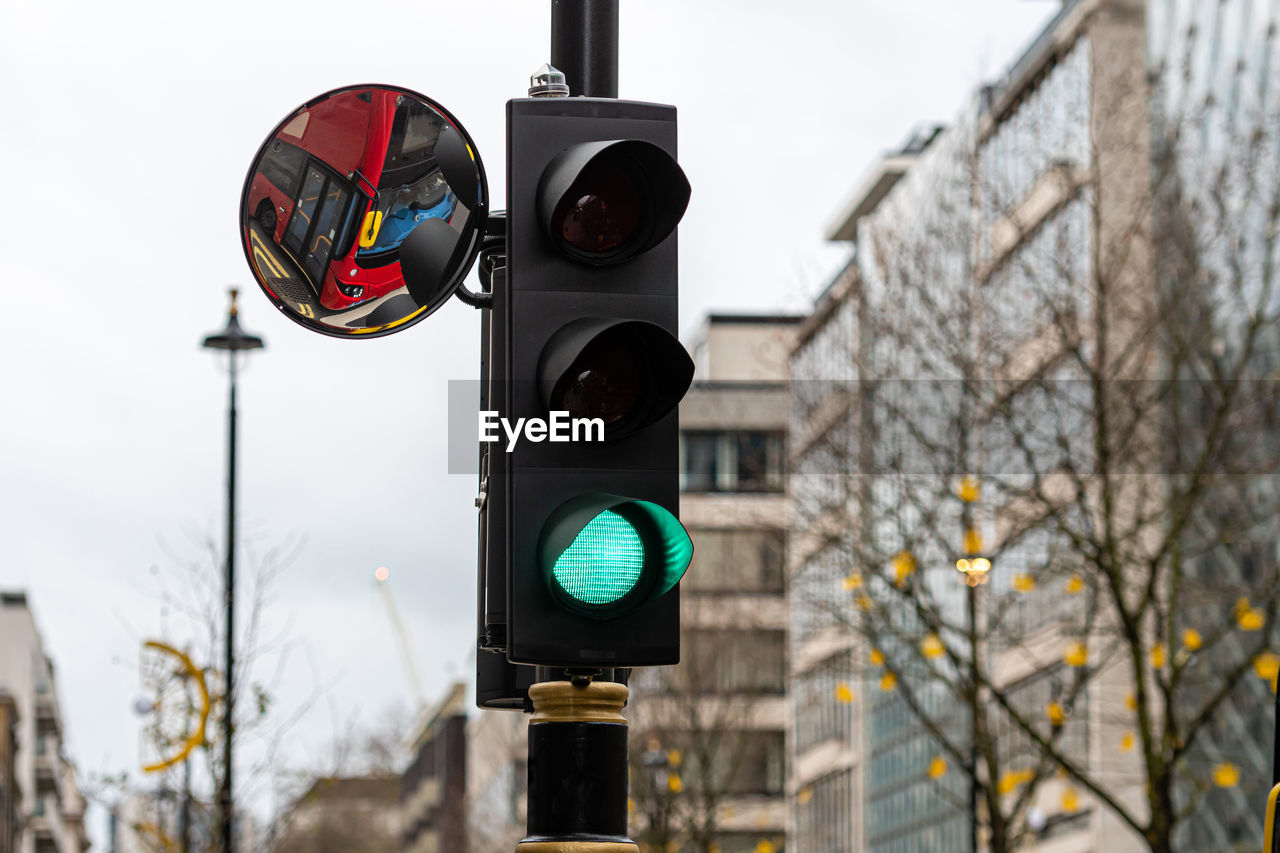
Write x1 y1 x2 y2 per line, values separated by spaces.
501 96 693 667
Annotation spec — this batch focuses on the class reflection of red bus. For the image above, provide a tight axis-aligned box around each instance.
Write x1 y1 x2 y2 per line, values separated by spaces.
246 88 458 312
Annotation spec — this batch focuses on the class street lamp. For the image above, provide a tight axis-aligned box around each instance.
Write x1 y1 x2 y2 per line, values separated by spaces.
201 287 264 853
956 475 985 853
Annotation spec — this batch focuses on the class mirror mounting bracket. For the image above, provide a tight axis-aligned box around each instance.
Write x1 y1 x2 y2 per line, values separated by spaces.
456 212 508 309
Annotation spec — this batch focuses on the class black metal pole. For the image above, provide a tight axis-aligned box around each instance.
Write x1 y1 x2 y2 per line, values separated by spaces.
551 0 618 98
181 753 192 853
201 288 260 853
220 354 237 853
181 678 193 853
968 585 979 853
1273 688 1280 786
519 681 634 850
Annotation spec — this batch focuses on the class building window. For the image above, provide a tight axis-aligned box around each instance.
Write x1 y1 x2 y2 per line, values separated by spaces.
680 431 785 493
684 528 785 593
683 630 786 694
796 768 854 853
794 652 855 755
711 831 786 853
723 732 786 795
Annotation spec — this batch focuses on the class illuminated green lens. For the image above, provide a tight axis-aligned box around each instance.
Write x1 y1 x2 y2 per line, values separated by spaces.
552 510 645 604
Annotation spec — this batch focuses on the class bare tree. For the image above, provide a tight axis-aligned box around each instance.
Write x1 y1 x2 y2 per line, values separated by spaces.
629 625 785 853
790 6 1280 852
95 531 316 853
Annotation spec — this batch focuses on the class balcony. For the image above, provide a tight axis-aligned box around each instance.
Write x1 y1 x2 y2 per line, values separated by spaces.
34 753 60 808
28 812 56 853
33 692 60 739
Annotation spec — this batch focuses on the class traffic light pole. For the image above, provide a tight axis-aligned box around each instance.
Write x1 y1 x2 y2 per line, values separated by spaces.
551 0 618 98
519 680 635 852
513 8 691 851
518 7 632 851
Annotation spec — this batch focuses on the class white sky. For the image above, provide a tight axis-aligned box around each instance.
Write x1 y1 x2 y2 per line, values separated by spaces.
0 0 1059 841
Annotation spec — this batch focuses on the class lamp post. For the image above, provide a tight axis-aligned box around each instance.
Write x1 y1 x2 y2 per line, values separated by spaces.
956 475 988 853
201 288 264 853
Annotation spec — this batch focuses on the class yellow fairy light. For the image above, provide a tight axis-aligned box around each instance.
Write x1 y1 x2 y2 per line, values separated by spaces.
963 528 983 555
921 633 944 660
1062 788 1080 812
667 748 682 767
893 551 916 585
667 773 683 794
928 756 948 779
1013 573 1035 593
1182 628 1202 651
997 769 1033 794
1065 575 1084 594
1124 692 1137 712
1237 602 1265 631
1064 642 1088 668
834 682 856 704
880 671 898 692
843 573 863 591
870 648 885 666
1151 643 1166 669
1047 702 1066 726
1212 761 1240 788
1120 732 1135 752
958 475 981 503
1253 652 1280 690
856 594 872 611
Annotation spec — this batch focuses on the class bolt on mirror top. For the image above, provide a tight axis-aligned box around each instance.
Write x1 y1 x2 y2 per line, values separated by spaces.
239 84 489 338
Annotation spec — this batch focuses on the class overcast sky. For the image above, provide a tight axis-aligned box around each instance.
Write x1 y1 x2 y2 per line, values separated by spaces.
0 0 1059 840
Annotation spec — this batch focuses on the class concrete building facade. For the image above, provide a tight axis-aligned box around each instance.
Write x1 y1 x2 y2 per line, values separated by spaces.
401 683 468 853
0 593 89 853
628 314 799 853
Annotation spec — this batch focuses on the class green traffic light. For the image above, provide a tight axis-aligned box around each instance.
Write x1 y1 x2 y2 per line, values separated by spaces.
552 510 645 604
539 495 694 619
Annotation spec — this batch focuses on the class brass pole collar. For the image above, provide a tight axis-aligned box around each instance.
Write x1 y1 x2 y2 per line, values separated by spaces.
528 680 629 724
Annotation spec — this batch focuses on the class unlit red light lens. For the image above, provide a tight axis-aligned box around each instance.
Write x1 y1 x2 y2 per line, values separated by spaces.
552 510 645 605
552 161 640 254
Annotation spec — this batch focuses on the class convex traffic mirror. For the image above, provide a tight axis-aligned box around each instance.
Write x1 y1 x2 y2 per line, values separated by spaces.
240 84 489 337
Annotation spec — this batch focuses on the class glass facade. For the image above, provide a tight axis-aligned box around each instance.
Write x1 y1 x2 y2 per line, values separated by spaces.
1150 2 1280 847
794 768 856 853
791 3 1280 850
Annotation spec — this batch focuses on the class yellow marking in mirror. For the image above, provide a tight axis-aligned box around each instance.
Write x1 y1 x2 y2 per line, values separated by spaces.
296 302 314 318
350 305 429 334
251 245 286 280
249 231 287 279
358 211 384 248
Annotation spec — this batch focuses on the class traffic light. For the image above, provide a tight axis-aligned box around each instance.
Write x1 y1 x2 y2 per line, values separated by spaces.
501 96 693 667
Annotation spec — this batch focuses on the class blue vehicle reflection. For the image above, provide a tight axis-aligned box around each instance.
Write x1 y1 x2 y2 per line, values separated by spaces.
364 169 458 256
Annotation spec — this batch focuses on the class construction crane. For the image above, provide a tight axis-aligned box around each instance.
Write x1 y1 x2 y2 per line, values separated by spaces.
374 567 427 712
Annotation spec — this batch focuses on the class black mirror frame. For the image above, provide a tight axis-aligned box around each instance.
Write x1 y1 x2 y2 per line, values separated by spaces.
238 83 490 339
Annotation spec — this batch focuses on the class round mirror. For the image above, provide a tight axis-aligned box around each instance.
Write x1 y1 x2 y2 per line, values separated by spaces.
240 85 489 337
